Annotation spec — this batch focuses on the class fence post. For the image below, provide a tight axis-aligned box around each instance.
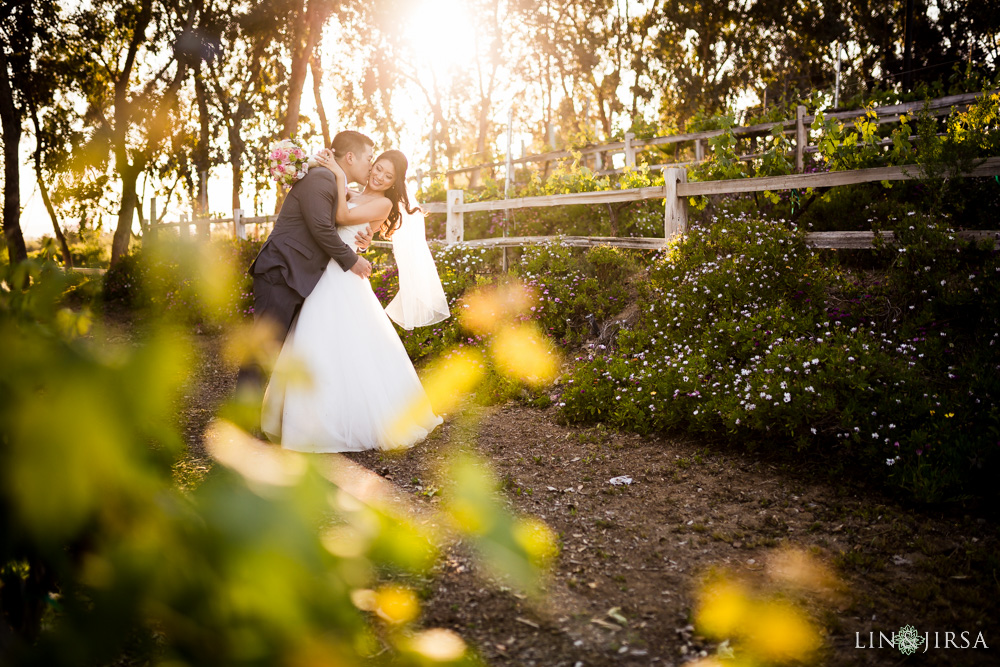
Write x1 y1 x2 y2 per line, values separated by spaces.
624 132 636 168
234 208 246 240
148 197 158 244
195 214 210 239
663 167 688 238
446 190 464 243
796 105 807 173
694 138 705 162
180 213 190 239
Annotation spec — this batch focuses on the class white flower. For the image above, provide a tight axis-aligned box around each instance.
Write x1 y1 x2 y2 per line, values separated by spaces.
886 458 896 466
783 393 791 403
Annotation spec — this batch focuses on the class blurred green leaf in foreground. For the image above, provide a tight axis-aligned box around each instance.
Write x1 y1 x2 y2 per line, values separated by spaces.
0 258 555 666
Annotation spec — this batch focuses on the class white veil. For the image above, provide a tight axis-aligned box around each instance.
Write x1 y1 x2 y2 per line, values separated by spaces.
384 194 450 330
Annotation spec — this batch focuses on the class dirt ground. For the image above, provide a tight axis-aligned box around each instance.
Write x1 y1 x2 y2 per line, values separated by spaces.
177 329 999 666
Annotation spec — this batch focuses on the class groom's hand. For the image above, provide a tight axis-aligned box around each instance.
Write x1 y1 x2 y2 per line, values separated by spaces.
355 226 374 251
349 255 372 279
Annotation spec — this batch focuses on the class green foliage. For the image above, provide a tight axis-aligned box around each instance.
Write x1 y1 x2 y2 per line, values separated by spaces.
0 260 552 665
553 210 999 503
435 91 1000 235
513 243 641 346
103 237 262 325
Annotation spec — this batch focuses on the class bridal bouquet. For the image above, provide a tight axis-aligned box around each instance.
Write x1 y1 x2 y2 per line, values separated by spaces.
268 139 311 186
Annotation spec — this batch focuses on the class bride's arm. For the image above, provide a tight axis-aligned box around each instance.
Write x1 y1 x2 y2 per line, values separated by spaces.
338 197 391 226
315 152 392 226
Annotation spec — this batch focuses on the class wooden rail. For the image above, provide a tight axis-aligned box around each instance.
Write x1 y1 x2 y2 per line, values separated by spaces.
425 156 1000 249
415 230 998 251
443 90 994 181
147 88 997 255
150 156 999 251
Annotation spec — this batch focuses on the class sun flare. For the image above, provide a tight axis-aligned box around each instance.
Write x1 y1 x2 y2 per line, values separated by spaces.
404 0 478 75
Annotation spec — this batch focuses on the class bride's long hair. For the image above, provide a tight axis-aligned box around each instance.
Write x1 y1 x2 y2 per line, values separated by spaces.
375 150 419 240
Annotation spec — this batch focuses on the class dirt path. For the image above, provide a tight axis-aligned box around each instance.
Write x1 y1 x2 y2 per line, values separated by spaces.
185 331 999 665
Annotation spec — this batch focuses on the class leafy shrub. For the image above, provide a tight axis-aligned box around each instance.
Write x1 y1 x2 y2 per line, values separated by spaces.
513 242 642 345
1 260 552 665
556 210 999 503
103 237 262 325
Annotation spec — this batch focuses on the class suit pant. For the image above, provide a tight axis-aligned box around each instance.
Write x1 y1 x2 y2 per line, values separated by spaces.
234 267 305 414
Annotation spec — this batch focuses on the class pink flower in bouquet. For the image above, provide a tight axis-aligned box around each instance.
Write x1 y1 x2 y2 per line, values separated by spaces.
267 139 312 187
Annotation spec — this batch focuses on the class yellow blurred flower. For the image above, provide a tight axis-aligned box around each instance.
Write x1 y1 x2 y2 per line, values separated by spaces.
767 547 840 598
744 600 821 662
375 585 420 624
513 517 560 567
491 325 560 387
696 579 751 639
349 588 377 612
460 282 534 335
409 628 467 661
420 348 486 415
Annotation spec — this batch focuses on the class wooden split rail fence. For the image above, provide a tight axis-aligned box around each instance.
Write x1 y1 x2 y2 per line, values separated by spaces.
148 91 999 253
444 90 996 182
422 157 1000 251
148 156 1000 252
147 208 272 242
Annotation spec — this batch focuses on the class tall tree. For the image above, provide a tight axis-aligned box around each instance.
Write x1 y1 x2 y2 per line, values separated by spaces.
72 0 207 266
0 32 28 265
0 1 60 265
311 54 332 147
279 0 338 139
206 0 286 212
29 105 72 266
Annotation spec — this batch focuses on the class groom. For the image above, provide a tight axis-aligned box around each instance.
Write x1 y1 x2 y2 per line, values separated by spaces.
234 130 377 412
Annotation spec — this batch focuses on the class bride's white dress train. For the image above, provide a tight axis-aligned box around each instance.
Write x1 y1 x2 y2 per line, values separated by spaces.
261 219 442 453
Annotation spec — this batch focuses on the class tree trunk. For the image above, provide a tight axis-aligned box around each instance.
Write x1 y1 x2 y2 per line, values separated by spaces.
112 160 141 263
193 69 211 216
229 120 245 211
282 0 322 139
0 49 27 265
109 0 153 266
470 111 488 189
31 97 74 267
310 55 330 147
33 160 72 267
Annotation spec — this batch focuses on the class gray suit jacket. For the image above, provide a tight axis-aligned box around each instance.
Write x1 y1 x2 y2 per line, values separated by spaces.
249 166 358 299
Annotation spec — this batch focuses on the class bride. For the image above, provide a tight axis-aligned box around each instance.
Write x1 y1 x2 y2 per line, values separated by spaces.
261 148 449 453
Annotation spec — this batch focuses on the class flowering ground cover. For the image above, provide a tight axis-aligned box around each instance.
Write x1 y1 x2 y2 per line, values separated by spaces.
554 210 999 503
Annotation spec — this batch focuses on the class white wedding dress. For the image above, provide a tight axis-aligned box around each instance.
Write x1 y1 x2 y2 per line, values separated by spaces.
261 210 443 453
